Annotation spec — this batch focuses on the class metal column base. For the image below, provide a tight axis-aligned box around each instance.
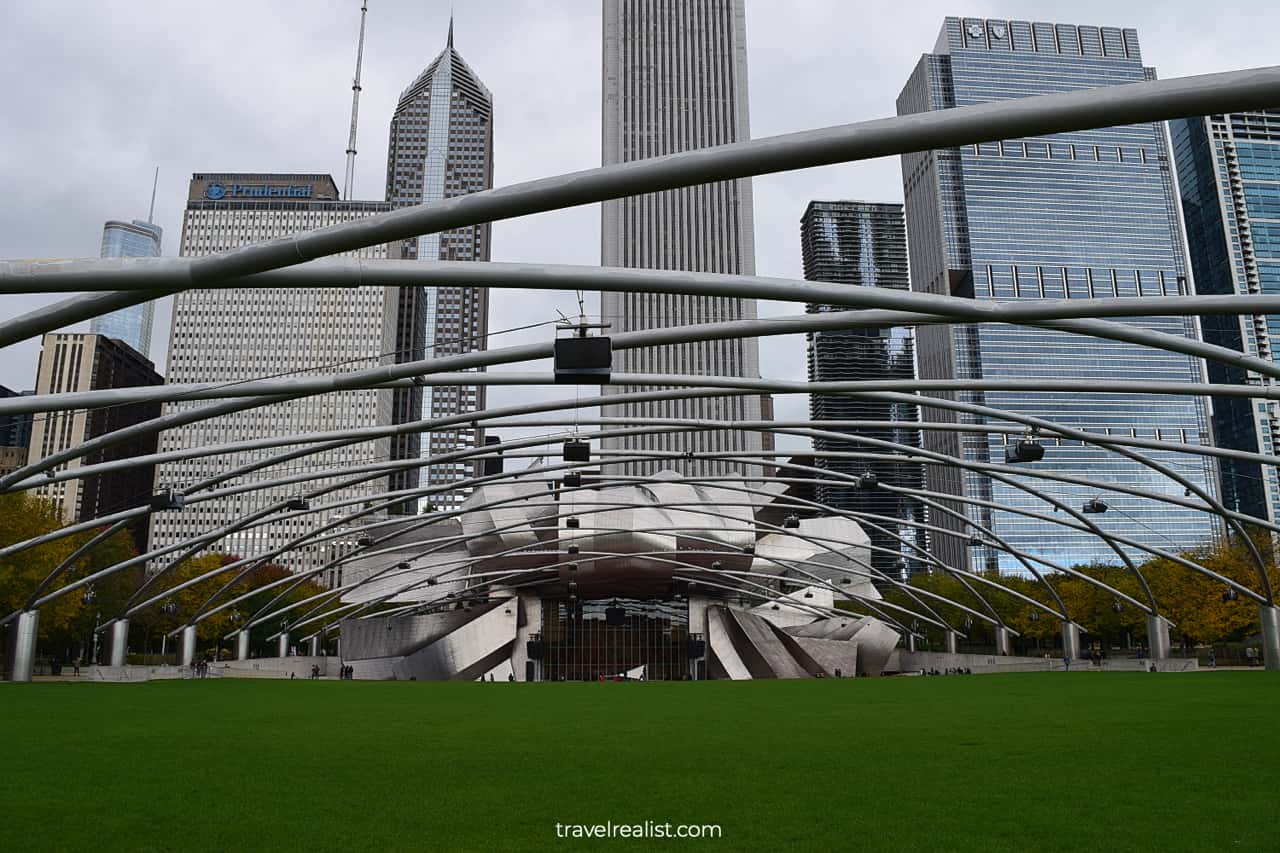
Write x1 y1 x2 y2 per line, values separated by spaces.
1061 621 1081 663
308 636 320 657
109 619 129 668
994 626 1011 656
10 610 39 682
1260 605 1280 671
180 625 197 667
944 630 958 654
1145 613 1171 661
277 633 289 659
906 634 916 653
236 629 250 661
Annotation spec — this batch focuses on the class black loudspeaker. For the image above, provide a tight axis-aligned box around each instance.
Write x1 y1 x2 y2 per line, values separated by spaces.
526 640 544 660
605 605 626 626
563 472 582 488
150 488 185 511
563 439 590 462
687 638 706 659
483 435 503 476
1006 438 1045 463
554 336 612 383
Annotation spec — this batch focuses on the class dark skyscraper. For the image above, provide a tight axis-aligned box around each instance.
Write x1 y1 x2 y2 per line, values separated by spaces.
898 16 1217 575
1173 109 1280 528
385 20 493 512
802 201 927 579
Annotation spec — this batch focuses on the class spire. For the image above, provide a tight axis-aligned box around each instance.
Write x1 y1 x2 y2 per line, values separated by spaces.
343 0 370 200
147 166 159 223
447 12 453 48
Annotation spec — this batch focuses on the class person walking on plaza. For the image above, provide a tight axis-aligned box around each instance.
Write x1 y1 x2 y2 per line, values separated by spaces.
1208 648 1217 668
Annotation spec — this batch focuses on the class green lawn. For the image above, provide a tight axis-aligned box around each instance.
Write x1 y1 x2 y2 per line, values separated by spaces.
1 674 1276 852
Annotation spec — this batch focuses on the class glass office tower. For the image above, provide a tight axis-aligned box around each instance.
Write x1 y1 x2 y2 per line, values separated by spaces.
385 21 493 513
1173 110 1280 527
898 17 1218 574
91 219 162 356
801 201 927 579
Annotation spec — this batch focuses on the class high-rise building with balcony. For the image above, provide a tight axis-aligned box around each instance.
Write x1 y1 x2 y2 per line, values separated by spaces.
91 219 162 357
385 20 493 513
898 17 1218 574
801 201 927 579
600 0 764 478
1173 110 1280 528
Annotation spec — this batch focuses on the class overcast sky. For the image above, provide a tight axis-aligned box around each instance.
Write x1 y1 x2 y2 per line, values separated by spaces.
2 0 1277 452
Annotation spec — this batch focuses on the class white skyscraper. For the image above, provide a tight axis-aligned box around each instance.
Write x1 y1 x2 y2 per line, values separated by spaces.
148 173 400 574
600 0 764 477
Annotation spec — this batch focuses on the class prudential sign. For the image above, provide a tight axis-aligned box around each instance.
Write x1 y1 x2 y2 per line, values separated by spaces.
205 182 313 200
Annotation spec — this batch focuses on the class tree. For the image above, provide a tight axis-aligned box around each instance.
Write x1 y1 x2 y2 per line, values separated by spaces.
0 492 141 659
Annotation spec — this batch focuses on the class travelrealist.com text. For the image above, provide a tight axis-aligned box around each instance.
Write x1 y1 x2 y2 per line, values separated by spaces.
555 821 723 840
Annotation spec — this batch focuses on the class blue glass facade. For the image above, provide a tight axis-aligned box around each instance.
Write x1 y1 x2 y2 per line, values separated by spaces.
898 17 1218 575
1173 111 1280 527
91 219 162 356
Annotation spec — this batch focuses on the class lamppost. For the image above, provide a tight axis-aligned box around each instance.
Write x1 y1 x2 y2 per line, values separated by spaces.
82 585 98 666
160 599 178 662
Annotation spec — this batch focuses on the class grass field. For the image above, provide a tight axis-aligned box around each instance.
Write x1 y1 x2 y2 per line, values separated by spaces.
1 673 1276 852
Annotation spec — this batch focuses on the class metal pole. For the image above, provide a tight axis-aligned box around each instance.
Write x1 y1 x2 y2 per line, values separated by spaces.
1259 605 1280 671
180 625 197 668
1145 613 1171 661
994 626 1011 657
11 610 39 682
109 619 129 667
944 630 958 655
236 629 250 661
1061 622 1082 664
277 633 289 659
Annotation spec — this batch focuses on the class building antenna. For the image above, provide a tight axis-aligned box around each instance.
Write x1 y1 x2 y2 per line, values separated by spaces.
343 0 370 201
147 166 159 223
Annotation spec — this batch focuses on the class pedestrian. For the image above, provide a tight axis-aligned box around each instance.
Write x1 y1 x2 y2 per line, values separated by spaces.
1208 648 1217 668
1063 654 1071 672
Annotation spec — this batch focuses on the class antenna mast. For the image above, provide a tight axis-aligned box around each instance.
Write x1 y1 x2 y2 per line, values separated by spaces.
343 0 369 200
147 166 159 222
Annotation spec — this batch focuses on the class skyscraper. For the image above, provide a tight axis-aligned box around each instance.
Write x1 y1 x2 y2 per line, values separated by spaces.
26 334 162 552
149 173 397 573
0 385 33 477
600 0 764 478
385 21 493 513
1173 109 1280 528
91 219 162 356
801 201 927 579
898 17 1218 574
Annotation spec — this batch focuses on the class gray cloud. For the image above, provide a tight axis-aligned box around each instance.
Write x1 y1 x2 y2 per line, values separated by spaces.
2 0 1275 455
